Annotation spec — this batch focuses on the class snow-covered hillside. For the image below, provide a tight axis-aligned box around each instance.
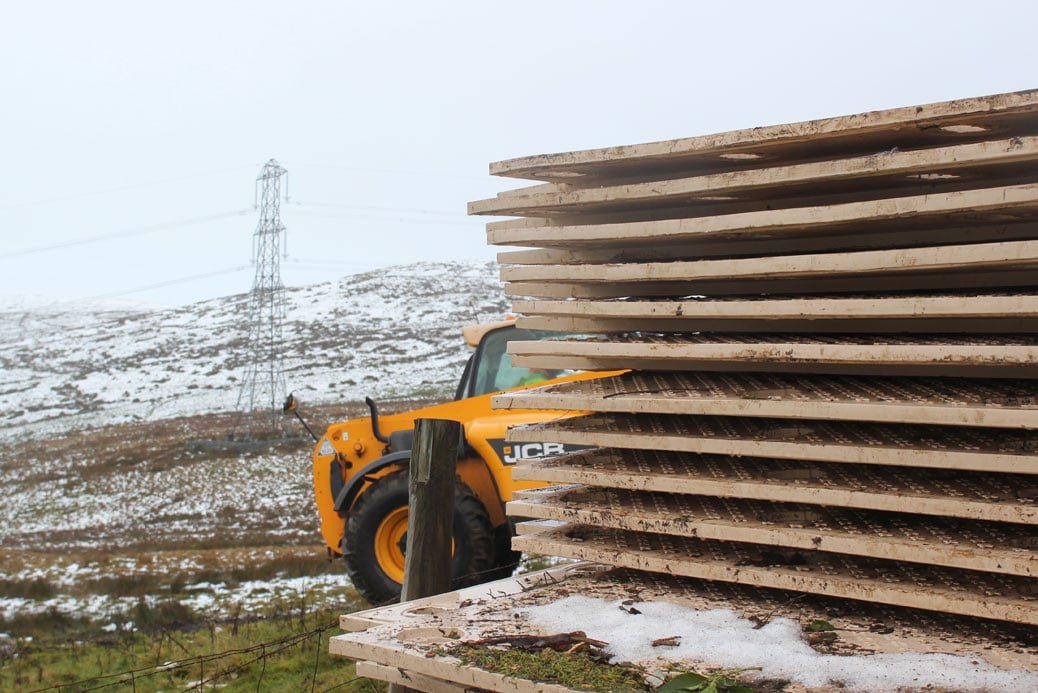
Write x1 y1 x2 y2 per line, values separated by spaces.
0 261 509 441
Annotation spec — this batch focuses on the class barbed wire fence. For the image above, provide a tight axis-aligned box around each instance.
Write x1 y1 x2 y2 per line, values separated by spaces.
21 556 560 693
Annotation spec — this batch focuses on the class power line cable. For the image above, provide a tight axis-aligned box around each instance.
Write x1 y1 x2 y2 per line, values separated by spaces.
0 164 260 212
0 209 251 260
291 200 466 218
89 265 251 300
283 161 490 183
289 209 483 227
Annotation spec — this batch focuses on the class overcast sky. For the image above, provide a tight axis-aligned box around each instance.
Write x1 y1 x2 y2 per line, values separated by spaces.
1 1 1035 307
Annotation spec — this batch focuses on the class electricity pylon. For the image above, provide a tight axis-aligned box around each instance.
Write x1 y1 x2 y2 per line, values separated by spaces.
232 159 289 440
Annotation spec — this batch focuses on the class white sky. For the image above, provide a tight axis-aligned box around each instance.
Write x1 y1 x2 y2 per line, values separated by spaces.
1 1 1035 307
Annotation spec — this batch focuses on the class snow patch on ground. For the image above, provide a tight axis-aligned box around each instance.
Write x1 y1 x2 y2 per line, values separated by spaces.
525 596 1038 692
0 260 508 443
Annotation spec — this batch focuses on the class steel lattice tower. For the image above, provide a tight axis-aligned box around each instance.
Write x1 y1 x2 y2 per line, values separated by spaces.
233 159 289 440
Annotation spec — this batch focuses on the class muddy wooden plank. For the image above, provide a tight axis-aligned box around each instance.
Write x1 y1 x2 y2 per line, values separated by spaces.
507 413 1038 474
510 524 1038 624
511 449 1038 524
488 89 1038 182
507 334 1038 378
492 372 1038 429
512 294 1038 334
500 239 1038 285
331 634 581 693
486 184 1038 249
503 268 1038 299
335 562 1038 675
356 662 468 693
471 137 1038 217
508 486 1036 577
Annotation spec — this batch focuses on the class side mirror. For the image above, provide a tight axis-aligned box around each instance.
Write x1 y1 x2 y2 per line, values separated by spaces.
282 393 297 414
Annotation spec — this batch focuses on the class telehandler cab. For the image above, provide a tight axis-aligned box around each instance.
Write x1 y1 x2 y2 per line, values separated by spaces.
309 320 610 603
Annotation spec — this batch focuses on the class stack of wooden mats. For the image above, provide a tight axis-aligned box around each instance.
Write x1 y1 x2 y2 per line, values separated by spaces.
471 89 1038 625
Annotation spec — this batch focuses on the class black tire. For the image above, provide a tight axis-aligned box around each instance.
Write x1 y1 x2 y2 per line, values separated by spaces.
487 520 522 581
342 470 495 604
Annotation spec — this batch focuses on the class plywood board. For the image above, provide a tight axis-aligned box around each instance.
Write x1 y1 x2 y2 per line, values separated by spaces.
488 89 1038 182
511 524 1038 625
355 662 467 693
503 268 1038 299
500 239 1038 284
493 372 1038 429
332 635 582 693
512 294 1038 334
517 314 1038 335
507 334 1038 378
509 486 1036 577
471 137 1038 217
333 563 1038 676
496 219 1038 263
511 449 1038 525
507 413 1038 474
486 183 1038 249
514 294 1038 320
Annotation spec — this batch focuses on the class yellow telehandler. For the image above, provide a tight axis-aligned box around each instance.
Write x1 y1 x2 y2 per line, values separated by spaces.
307 319 612 603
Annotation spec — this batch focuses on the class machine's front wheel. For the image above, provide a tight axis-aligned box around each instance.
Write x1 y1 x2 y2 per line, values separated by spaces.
342 469 495 604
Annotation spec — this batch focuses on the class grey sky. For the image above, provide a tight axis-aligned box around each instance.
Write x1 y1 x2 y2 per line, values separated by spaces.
1 1 1035 306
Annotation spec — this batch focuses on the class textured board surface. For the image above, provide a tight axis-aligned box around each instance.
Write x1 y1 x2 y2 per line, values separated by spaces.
496 221 1038 265
487 184 1038 249
493 371 1038 428
333 563 1038 678
504 269 1038 299
500 239 1038 285
508 413 1038 474
510 449 1038 524
511 293 1038 334
509 486 1035 577
472 137 1038 218
508 333 1038 378
355 662 467 693
510 525 1038 624
488 90 1038 182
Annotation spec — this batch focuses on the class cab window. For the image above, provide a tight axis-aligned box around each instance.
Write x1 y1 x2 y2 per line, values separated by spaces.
468 327 574 398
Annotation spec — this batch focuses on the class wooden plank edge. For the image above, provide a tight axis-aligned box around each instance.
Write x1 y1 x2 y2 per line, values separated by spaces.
509 460 1038 525
487 89 1038 180
356 661 468 693
506 426 1038 475
506 495 1035 577
492 391 1038 429
510 529 1038 625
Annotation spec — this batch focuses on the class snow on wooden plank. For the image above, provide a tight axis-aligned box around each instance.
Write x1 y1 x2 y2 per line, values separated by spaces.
510 525 1038 625
471 137 1038 217
507 413 1038 474
492 372 1038 429
334 563 1038 679
508 486 1036 577
486 184 1038 248
489 90 1038 182
507 334 1038 378
511 450 1038 525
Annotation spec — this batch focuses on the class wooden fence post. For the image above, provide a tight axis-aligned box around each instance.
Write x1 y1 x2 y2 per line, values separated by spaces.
388 417 460 693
